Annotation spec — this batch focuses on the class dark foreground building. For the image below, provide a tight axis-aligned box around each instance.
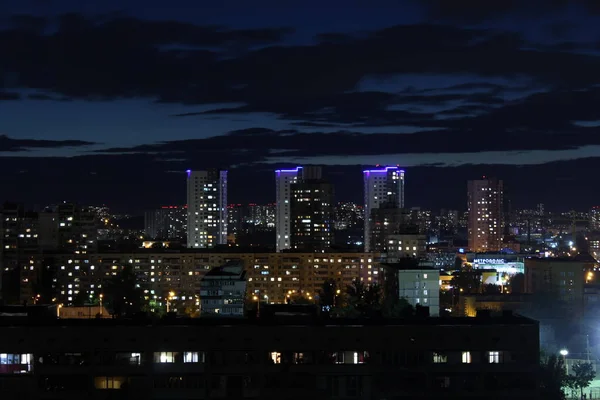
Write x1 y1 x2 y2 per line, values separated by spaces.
0 313 539 399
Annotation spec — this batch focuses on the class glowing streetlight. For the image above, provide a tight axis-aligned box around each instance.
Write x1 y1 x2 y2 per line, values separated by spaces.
253 294 260 316
166 291 175 313
560 349 569 374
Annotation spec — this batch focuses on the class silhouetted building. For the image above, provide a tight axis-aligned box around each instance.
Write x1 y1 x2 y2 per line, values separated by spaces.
0 314 540 398
524 256 592 317
275 166 323 252
368 204 410 252
467 178 504 252
186 169 228 248
290 175 334 252
144 206 186 240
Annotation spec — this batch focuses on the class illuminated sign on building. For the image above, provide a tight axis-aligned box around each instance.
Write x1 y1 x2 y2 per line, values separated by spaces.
473 258 506 264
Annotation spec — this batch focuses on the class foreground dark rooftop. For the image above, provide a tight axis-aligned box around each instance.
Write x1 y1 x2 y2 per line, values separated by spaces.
0 314 537 328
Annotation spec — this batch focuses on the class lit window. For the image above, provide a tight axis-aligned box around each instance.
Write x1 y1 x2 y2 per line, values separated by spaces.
462 352 472 364
488 351 501 364
154 352 176 363
433 352 447 363
184 352 203 363
270 352 282 364
94 376 127 389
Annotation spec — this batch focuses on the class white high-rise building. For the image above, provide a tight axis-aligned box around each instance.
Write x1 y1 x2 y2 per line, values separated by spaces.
275 167 301 252
275 166 323 252
186 169 228 248
363 166 405 252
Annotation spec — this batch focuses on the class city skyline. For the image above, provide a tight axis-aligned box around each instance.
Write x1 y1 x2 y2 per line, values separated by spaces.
2 1 600 211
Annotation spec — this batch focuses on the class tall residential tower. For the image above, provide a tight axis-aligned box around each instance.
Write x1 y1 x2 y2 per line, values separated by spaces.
186 170 228 248
467 177 504 252
275 166 323 252
363 166 405 252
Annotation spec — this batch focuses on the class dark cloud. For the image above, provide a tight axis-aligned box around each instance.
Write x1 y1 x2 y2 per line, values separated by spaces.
420 0 572 22
0 91 20 100
421 0 600 23
95 123 600 161
3 15 600 127
0 135 96 152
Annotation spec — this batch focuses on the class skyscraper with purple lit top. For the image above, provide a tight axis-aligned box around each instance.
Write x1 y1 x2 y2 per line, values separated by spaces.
275 166 322 252
363 166 405 252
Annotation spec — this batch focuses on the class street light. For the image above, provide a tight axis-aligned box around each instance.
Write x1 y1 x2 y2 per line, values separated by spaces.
167 291 175 313
253 294 260 316
99 294 103 315
560 349 569 374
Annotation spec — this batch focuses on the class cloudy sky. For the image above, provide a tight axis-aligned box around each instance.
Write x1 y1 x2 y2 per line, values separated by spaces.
1 0 600 212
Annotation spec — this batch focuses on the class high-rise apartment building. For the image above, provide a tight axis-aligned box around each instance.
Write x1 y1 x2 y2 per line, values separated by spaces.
275 166 323 252
186 170 228 248
290 178 334 252
363 166 405 252
591 206 600 231
144 206 187 240
467 177 504 252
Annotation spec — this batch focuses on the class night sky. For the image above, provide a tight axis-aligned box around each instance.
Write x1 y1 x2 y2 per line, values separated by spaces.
2 0 600 212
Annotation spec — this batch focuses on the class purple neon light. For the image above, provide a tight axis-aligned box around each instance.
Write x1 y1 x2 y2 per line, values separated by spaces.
186 169 191 178
275 166 302 175
362 166 405 174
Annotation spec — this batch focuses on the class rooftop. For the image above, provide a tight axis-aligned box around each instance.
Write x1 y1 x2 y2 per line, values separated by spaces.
0 313 537 329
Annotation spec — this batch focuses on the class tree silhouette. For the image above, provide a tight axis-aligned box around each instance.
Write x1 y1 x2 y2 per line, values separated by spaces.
508 273 525 294
33 256 58 304
318 279 338 308
569 362 596 399
72 290 88 306
483 283 501 295
104 265 143 317
539 354 568 400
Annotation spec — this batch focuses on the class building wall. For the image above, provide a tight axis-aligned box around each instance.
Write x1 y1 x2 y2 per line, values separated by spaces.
386 234 427 261
398 269 440 316
186 170 228 248
467 178 504 252
144 206 186 240
524 258 586 316
0 318 540 399
275 168 301 252
14 251 380 307
200 265 246 316
290 181 334 252
363 167 405 252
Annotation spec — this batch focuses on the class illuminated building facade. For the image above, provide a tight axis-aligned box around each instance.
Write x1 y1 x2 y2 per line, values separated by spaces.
467 178 504 252
186 170 228 248
275 168 302 252
10 251 379 307
363 166 405 252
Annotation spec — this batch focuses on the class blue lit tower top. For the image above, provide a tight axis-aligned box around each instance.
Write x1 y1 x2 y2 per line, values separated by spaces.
363 166 405 252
